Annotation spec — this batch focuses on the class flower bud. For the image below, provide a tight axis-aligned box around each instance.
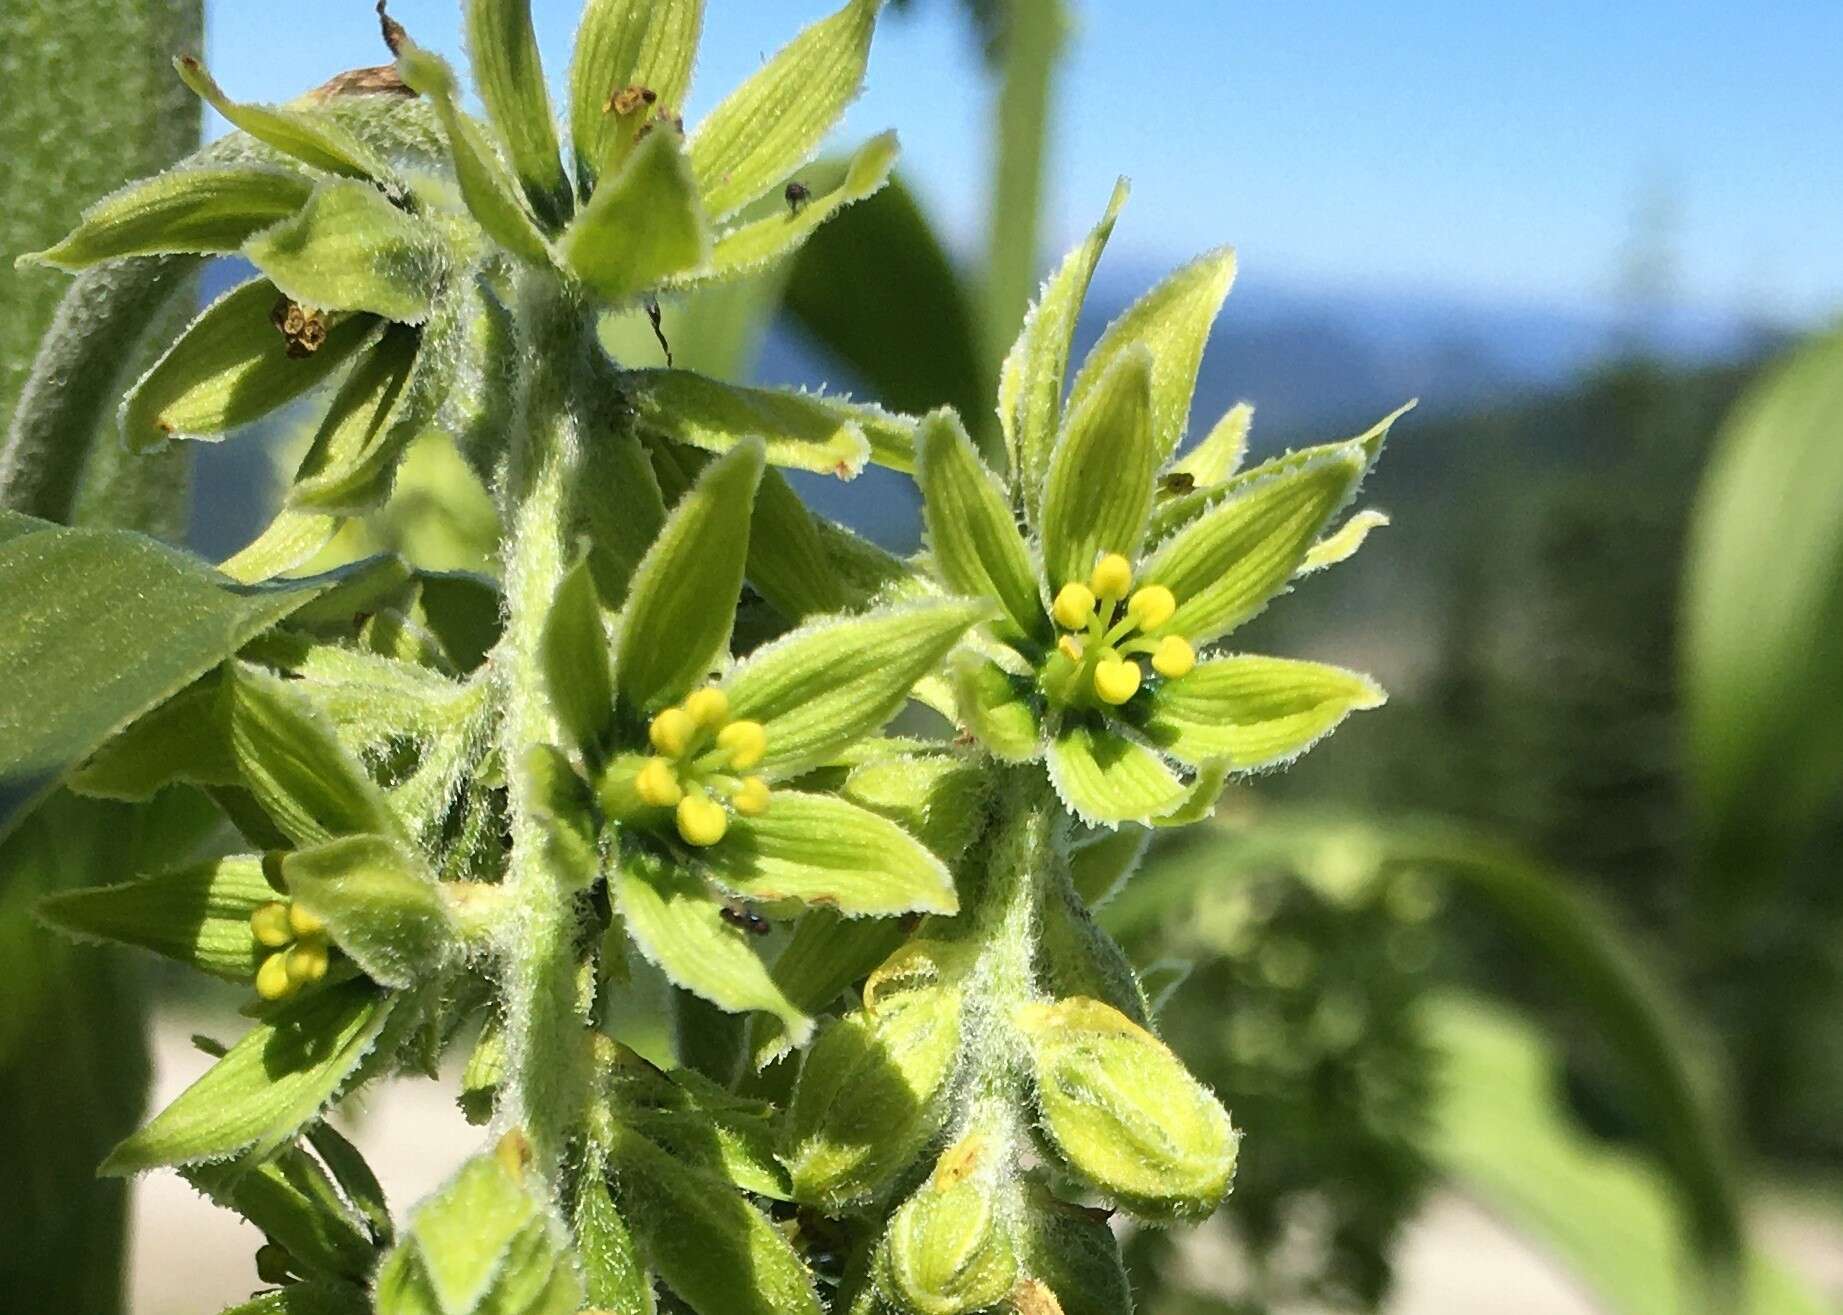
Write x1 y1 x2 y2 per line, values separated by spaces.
255 951 294 1001
783 960 964 1210
635 757 684 807
1018 996 1237 1222
676 793 729 846
878 1137 1017 1315
732 775 771 816
285 939 331 987
287 900 326 938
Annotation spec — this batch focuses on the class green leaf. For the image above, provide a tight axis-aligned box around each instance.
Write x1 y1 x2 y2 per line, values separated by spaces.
605 1125 823 1315
0 513 342 837
1064 246 1236 465
614 850 811 1043
580 425 667 610
174 56 389 181
1167 401 1252 488
1039 346 1156 590
572 1171 653 1313
746 468 849 620
783 174 989 460
703 791 956 916
915 410 1047 645
224 662 402 849
102 979 392 1174
1141 448 1364 645
70 676 237 799
1682 326 1843 905
561 128 708 303
245 180 444 324
953 656 1043 763
748 909 904 1068
541 556 615 756
1014 1185 1134 1315
840 751 987 863
724 598 989 777
186 1147 378 1283
1135 655 1385 769
1298 508 1389 574
287 325 421 513
465 0 572 226
220 509 346 584
1148 760 1231 830
284 835 455 989
606 1054 789 1199
397 43 552 267
1000 177 1128 506
569 0 704 189
26 166 312 268
687 0 879 221
215 1282 371 1315
625 370 885 478
1067 827 1149 908
306 1119 394 1246
615 439 763 712
523 745 603 891
38 854 270 982
1045 721 1186 827
690 131 897 282
120 277 378 451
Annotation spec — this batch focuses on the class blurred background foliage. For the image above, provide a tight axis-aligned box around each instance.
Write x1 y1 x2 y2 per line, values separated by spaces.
4 1 1842 1312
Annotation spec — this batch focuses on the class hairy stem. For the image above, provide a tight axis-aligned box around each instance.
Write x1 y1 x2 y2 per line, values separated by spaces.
496 278 594 1173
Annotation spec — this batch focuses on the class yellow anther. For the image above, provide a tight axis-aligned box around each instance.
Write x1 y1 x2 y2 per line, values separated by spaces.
684 687 731 729
717 719 768 770
676 793 730 847
733 775 772 817
1090 553 1133 599
649 706 695 756
1051 582 1096 630
1057 634 1084 662
1126 585 1177 631
285 939 330 987
1151 635 1196 679
255 952 294 1001
287 901 325 938
251 901 293 949
636 757 684 807
1093 657 1142 705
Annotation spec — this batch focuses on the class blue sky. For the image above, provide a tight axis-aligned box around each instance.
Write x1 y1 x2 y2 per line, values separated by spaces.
207 1 1843 323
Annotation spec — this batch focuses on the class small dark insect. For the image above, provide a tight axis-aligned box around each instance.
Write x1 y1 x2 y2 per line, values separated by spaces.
720 904 771 936
644 298 674 368
606 83 658 117
1160 471 1197 495
784 180 812 215
270 296 328 358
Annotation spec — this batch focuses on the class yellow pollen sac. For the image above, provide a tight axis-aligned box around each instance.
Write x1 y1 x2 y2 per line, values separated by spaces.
1152 634 1197 679
636 757 685 807
1057 634 1084 662
251 901 293 949
1051 582 1096 630
286 939 330 987
1126 585 1177 631
1090 553 1133 599
287 901 325 938
255 952 294 1001
733 775 772 817
1093 657 1143 705
684 687 731 729
649 707 695 756
717 720 768 770
676 793 730 847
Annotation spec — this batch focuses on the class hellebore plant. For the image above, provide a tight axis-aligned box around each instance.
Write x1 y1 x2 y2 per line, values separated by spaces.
16 2 1408 1313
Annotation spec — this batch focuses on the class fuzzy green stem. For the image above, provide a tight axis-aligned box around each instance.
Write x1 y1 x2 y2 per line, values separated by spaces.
495 278 595 1173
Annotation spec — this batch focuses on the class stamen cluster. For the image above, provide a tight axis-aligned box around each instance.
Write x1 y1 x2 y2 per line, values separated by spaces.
249 898 332 1000
634 687 771 847
1045 552 1196 707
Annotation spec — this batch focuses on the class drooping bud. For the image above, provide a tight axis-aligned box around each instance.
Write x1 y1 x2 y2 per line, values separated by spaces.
878 1135 1018 1315
1017 996 1237 1222
255 952 294 1001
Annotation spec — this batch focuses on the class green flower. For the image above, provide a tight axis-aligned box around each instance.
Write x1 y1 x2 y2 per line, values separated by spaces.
918 185 1408 826
528 441 989 1043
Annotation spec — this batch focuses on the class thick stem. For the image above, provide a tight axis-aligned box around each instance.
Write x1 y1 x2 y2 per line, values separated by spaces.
495 278 594 1173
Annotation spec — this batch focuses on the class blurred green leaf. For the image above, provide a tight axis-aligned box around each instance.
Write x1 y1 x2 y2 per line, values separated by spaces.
1682 326 1843 907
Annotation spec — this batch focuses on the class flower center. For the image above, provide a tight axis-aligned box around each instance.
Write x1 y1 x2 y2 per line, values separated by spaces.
1046 553 1196 706
249 899 332 1001
636 685 772 846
